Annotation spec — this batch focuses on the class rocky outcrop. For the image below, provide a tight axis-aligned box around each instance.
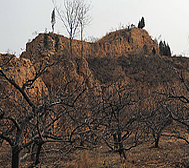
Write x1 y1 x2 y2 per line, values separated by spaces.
19 28 159 88
95 27 159 57
20 33 97 90
21 28 159 60
1 27 189 97
0 54 47 98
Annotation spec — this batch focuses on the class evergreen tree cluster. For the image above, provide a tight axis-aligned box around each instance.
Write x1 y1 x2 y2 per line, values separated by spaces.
138 17 145 29
159 41 171 57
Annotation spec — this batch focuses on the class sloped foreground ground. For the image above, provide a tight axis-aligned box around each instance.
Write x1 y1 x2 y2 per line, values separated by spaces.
0 136 189 167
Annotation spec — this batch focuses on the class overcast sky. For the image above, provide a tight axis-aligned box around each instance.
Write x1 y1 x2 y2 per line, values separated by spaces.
1 0 189 56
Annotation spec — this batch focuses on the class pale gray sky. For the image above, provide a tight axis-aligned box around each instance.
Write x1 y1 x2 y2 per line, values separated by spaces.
1 0 189 56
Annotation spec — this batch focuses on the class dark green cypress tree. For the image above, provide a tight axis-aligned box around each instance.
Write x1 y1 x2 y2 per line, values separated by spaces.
159 40 171 57
159 41 164 55
138 17 145 29
141 17 145 29
51 9 56 33
138 20 141 28
166 43 171 57
152 47 156 55
163 41 167 55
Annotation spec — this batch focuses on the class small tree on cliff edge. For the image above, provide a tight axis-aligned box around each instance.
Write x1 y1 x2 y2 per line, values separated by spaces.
138 17 145 29
51 8 56 33
78 0 92 59
52 0 91 58
52 0 80 56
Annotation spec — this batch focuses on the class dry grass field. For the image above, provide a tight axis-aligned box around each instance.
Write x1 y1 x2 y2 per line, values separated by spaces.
1 135 188 168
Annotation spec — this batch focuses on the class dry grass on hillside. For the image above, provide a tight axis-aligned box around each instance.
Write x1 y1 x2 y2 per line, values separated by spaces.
1 136 189 168
59 138 189 168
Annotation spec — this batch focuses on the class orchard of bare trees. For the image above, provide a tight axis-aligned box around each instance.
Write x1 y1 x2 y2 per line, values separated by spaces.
1 0 189 167
1 53 189 167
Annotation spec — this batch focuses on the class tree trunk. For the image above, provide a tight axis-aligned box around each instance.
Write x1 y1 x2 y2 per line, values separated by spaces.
118 131 126 159
113 133 118 149
12 145 20 168
154 134 160 148
81 40 83 59
80 133 84 146
81 24 83 59
70 38 73 57
34 143 42 166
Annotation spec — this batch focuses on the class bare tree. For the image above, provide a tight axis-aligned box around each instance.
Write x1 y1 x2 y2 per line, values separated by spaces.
53 0 80 56
0 55 99 167
143 98 173 148
52 0 91 57
77 0 92 58
91 81 147 159
0 56 53 168
154 69 189 146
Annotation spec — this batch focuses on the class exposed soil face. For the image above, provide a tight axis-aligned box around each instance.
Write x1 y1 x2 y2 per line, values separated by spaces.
0 53 47 97
19 28 189 88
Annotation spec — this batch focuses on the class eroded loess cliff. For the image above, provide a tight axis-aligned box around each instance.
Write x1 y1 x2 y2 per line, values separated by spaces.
19 27 160 89
2 27 189 95
21 27 159 60
0 53 47 99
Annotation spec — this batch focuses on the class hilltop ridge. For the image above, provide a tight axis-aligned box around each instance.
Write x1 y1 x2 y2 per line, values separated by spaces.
20 27 159 60
97 27 159 56
1 27 189 92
